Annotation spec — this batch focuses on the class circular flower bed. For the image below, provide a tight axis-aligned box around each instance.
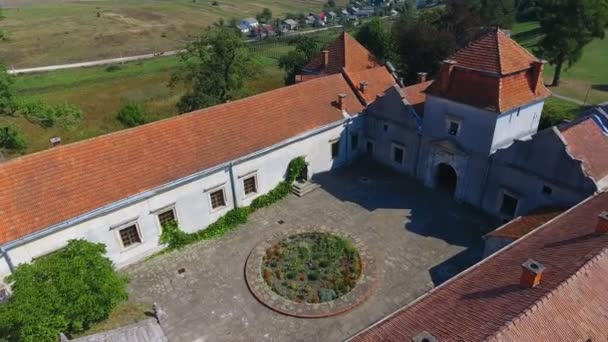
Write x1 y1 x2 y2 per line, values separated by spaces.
261 233 361 303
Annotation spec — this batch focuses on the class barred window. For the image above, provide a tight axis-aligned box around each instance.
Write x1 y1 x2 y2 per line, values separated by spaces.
331 140 340 159
119 225 141 248
158 208 177 228
210 189 226 209
243 176 257 195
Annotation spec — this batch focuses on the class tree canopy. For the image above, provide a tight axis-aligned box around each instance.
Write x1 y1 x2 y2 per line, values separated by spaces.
0 240 128 341
171 25 260 113
256 8 273 24
355 18 395 62
278 36 321 85
536 0 608 86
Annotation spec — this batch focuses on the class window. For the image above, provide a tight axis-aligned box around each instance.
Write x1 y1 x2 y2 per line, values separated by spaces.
351 133 359 151
157 208 177 229
392 145 404 164
331 139 340 159
542 185 553 196
383 124 389 132
243 175 257 195
366 141 374 155
500 193 518 217
448 121 460 136
119 224 141 248
209 189 226 209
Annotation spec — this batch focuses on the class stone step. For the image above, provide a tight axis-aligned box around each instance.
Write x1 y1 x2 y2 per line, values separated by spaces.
291 180 320 197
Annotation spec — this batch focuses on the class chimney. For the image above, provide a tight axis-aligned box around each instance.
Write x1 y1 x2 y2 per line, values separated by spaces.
520 258 545 288
531 59 546 94
359 81 368 93
322 50 329 68
596 211 608 234
337 93 347 111
412 331 437 342
439 60 457 94
50 136 61 147
417 72 428 84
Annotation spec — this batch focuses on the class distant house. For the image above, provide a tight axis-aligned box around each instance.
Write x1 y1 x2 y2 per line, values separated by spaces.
282 19 298 31
356 6 375 18
340 9 349 16
237 18 259 33
327 11 337 21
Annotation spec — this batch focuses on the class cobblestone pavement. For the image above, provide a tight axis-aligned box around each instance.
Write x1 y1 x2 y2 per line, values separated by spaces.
125 161 495 342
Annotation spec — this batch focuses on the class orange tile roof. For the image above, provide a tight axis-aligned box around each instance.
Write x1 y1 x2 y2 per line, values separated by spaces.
451 28 538 75
344 66 397 104
485 208 564 239
402 81 433 116
560 116 608 183
303 32 380 75
352 192 608 341
427 29 551 112
0 74 364 245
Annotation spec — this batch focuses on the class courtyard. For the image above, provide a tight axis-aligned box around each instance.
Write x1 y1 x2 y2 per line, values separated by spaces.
125 161 495 341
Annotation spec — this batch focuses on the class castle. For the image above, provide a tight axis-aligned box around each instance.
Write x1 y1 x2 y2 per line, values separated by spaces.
0 30 606 279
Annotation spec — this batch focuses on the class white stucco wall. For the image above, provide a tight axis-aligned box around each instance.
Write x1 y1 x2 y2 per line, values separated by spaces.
491 100 544 152
0 116 363 277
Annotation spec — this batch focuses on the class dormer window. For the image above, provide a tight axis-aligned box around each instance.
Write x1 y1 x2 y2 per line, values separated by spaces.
448 121 460 136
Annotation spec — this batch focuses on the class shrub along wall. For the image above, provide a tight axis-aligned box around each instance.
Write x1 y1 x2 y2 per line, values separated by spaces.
160 156 307 250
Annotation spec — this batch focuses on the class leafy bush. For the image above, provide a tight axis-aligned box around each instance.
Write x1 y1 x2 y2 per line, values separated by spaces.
0 125 27 152
116 103 148 128
16 98 82 129
105 65 121 72
0 240 127 341
161 157 307 250
287 156 307 183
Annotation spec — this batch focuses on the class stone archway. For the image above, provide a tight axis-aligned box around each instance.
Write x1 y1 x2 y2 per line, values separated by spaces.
435 163 457 196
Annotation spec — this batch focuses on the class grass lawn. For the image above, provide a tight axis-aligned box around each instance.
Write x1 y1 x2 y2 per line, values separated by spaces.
0 0 348 67
540 96 583 130
7 54 286 157
512 21 608 104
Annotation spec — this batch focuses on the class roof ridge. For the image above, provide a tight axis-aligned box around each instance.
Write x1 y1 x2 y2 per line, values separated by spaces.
495 28 504 74
490 246 608 340
0 73 349 167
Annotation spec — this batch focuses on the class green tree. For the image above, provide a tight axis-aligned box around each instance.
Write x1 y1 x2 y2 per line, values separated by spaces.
116 102 148 127
256 8 273 23
278 36 321 85
478 0 516 28
0 240 128 341
171 26 260 113
536 0 608 86
0 64 82 154
394 10 457 83
355 18 395 61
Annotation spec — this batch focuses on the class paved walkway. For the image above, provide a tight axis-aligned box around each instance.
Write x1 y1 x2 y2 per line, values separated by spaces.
125 162 494 341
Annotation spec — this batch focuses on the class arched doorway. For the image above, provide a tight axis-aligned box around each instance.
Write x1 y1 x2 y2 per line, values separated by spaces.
435 163 457 195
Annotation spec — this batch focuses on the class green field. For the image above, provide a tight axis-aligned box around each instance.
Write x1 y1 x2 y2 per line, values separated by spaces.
8 54 285 156
512 21 608 104
0 0 347 67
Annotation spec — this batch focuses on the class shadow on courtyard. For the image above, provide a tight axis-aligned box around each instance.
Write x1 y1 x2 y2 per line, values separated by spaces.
315 158 496 285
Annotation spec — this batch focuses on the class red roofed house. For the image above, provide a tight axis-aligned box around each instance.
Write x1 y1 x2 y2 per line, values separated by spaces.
350 191 608 342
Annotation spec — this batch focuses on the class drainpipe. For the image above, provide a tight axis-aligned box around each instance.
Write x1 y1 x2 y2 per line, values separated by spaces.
344 119 350 163
228 162 238 209
0 247 15 273
413 130 422 177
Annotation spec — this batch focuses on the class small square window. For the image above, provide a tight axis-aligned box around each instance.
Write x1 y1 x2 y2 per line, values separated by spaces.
158 208 177 229
500 193 518 217
243 176 257 195
119 225 141 248
393 146 404 164
331 140 340 159
542 185 552 196
351 133 359 151
210 189 226 209
448 121 460 136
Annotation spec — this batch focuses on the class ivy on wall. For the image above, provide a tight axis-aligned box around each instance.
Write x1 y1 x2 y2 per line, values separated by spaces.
160 156 308 250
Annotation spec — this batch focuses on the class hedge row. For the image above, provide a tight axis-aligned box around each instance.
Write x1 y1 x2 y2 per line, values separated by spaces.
160 157 307 250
